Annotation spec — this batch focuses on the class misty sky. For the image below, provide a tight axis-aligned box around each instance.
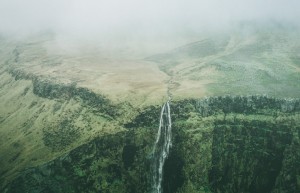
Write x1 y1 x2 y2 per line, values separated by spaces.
0 0 299 37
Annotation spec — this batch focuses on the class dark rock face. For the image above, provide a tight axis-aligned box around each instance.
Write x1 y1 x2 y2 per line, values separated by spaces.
2 96 300 193
210 119 297 193
122 144 138 170
163 149 185 193
9 69 120 118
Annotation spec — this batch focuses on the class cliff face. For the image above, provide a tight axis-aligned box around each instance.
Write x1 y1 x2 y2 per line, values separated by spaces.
1 27 300 193
2 91 299 193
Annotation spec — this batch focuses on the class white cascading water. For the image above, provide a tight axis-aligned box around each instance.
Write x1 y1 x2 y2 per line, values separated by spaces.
152 99 172 193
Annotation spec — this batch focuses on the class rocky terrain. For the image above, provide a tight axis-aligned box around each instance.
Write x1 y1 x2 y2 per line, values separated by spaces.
0 23 300 193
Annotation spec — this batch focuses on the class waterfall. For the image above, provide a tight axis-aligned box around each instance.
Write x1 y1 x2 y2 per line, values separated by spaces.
152 100 172 193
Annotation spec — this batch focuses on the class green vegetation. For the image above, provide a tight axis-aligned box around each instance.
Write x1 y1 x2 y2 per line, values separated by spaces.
1 24 300 193
3 96 299 193
43 119 81 151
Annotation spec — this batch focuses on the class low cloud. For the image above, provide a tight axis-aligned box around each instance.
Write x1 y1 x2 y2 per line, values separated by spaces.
0 0 299 40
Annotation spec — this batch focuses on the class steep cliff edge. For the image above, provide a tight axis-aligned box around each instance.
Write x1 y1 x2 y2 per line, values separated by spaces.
2 94 300 193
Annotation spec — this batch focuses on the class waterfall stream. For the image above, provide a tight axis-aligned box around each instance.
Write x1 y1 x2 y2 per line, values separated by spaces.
152 100 172 193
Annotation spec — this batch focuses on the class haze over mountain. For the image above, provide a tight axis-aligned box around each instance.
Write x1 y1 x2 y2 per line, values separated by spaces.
1 0 300 42
1 1 300 193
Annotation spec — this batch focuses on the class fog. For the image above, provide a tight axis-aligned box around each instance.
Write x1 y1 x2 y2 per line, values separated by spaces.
1 0 299 35
1 0 299 56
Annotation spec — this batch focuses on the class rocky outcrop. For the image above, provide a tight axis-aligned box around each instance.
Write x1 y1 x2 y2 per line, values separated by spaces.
9 68 120 118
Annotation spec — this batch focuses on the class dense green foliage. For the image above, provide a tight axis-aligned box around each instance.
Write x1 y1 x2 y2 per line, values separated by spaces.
3 96 300 193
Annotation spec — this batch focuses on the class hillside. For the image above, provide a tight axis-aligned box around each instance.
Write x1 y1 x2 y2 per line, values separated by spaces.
0 24 300 192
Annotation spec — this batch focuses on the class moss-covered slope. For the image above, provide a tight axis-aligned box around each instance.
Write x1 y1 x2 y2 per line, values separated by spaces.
3 96 300 193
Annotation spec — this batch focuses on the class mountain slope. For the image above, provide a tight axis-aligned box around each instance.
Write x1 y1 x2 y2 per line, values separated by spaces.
0 23 300 192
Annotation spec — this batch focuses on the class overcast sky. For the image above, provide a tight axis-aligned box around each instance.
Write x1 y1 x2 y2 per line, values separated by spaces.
0 0 299 37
